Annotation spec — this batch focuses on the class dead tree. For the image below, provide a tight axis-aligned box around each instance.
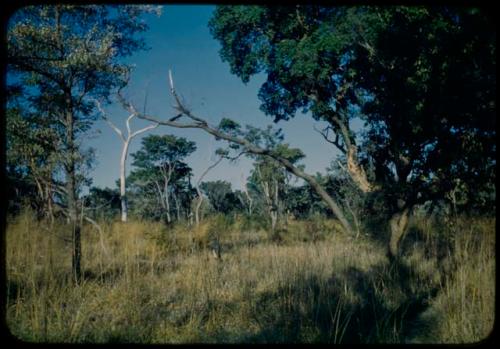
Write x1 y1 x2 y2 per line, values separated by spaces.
95 93 158 222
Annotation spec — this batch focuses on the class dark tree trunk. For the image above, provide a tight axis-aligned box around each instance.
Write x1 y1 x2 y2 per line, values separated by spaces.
65 93 82 284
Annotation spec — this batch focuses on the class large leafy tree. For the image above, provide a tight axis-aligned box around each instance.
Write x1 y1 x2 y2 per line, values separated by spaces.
7 5 160 282
209 6 495 256
129 134 196 223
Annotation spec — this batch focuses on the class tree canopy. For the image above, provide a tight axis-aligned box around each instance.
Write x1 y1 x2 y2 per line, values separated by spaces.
209 6 496 216
7 4 161 282
128 134 196 222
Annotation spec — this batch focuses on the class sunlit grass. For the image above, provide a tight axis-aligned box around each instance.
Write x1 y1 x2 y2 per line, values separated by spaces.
5 209 495 343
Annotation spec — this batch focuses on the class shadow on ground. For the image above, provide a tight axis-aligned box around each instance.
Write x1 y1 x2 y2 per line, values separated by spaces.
239 257 440 344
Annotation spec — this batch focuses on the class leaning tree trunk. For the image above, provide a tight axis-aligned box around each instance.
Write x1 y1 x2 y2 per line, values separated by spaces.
388 207 410 258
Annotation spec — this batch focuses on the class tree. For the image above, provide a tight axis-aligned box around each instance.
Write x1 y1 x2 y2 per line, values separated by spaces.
137 70 355 235
7 4 160 282
193 145 247 225
95 87 158 222
82 186 121 221
130 134 196 223
209 6 495 257
194 153 224 226
239 171 254 216
6 106 61 221
247 128 306 232
200 180 243 214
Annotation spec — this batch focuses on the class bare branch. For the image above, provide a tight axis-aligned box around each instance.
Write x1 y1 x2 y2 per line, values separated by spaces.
143 79 151 116
168 114 183 122
313 125 346 153
168 69 207 125
94 99 125 142
130 123 159 138
125 113 134 136
197 156 224 187
337 160 347 172
136 71 356 234
116 89 137 116
224 150 248 162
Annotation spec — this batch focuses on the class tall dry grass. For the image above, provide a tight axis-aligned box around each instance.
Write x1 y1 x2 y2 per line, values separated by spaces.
4 208 495 343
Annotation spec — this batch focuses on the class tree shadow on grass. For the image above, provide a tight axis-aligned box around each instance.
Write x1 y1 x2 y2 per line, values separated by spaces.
240 258 440 344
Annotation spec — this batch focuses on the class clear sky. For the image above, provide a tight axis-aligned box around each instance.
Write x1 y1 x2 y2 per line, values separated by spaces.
88 5 340 191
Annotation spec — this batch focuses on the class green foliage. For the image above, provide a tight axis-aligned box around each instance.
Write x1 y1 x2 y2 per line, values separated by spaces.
200 180 243 214
6 5 160 216
83 187 121 221
6 108 60 213
8 5 160 123
217 118 242 136
210 6 496 217
131 135 196 169
128 134 196 222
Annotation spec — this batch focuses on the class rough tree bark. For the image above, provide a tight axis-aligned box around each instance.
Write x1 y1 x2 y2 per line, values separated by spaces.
64 90 81 284
316 102 412 257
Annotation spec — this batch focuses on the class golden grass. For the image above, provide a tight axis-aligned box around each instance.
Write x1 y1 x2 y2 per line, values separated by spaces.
5 208 495 343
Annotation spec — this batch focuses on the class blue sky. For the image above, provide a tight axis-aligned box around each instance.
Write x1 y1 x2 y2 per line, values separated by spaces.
88 5 340 191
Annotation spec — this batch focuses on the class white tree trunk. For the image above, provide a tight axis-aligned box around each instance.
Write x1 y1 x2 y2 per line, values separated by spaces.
120 139 130 222
95 98 158 224
173 191 181 221
164 181 171 223
274 178 279 228
271 211 277 233
195 187 203 226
